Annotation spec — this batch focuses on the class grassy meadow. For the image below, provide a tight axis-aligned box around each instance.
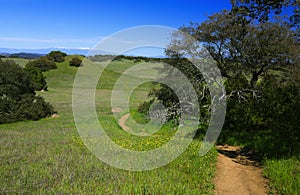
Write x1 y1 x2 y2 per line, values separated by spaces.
0 56 217 194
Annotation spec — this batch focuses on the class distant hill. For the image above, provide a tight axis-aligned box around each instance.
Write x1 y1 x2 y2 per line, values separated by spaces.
0 48 167 58
9 52 45 59
0 48 90 56
0 53 10 57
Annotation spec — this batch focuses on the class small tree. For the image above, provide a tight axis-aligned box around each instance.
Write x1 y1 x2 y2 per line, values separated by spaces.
69 57 82 67
47 51 67 62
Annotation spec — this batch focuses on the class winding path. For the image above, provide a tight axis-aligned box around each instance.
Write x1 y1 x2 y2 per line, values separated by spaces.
112 107 149 136
118 113 131 132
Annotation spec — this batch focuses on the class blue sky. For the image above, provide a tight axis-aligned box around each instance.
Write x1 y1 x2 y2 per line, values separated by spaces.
0 0 231 50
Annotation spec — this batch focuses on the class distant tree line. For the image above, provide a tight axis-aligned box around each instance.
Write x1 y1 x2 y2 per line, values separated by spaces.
7 52 44 59
88 54 166 63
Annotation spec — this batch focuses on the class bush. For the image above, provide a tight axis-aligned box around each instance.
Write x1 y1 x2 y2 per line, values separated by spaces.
0 59 55 124
23 66 47 91
16 94 54 121
46 51 67 62
220 74 300 157
69 57 82 67
25 56 57 72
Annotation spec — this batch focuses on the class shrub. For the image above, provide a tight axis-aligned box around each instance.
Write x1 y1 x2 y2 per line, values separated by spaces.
46 51 67 62
23 66 47 91
69 57 82 67
220 74 300 157
25 56 57 72
0 59 55 124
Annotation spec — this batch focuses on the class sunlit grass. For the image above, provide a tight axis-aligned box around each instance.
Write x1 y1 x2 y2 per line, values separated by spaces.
0 56 217 194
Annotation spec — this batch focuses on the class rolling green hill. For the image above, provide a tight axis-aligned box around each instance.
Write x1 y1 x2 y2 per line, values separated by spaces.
0 56 217 194
3 57 32 67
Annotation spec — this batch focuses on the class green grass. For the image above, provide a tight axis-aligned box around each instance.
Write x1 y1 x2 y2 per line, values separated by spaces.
0 56 217 194
4 57 31 67
263 157 300 195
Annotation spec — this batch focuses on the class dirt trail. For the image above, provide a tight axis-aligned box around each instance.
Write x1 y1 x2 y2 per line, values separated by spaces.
118 113 131 131
112 107 149 136
111 107 131 131
214 145 269 195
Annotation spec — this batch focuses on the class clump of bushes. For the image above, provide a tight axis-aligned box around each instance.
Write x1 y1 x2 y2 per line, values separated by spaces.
0 59 55 124
25 56 57 72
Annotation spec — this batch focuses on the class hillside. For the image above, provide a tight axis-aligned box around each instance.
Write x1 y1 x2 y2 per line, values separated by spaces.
0 56 218 194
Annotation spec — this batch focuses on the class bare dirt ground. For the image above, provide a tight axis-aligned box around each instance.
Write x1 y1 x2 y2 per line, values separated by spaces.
111 107 131 131
112 108 149 136
111 107 123 113
214 145 269 195
118 113 131 132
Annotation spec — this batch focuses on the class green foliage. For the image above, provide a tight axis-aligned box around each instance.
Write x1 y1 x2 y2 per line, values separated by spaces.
0 59 54 123
14 94 54 121
263 157 300 195
25 56 57 72
46 51 67 62
23 66 47 91
88 54 165 63
220 73 300 157
138 99 154 115
185 11 298 87
69 57 82 67
146 8 299 158
140 58 210 123
231 0 299 25
254 75 300 156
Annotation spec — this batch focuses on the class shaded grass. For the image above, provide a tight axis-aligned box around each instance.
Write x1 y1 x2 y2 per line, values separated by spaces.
0 57 217 194
263 157 300 195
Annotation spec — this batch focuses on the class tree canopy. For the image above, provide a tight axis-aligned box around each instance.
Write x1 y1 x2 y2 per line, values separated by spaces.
141 3 300 157
231 0 299 25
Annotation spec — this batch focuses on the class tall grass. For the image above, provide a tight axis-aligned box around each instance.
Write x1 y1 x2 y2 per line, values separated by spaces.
263 157 300 195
